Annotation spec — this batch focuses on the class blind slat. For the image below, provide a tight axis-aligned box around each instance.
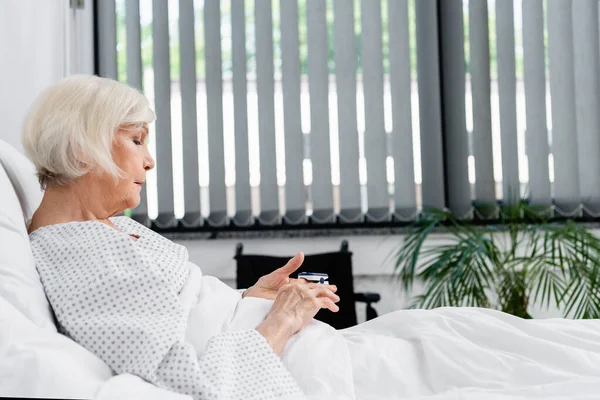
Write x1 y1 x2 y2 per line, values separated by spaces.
573 0 600 214
388 0 416 220
547 0 579 214
361 0 389 221
98 0 117 80
416 0 446 210
439 0 470 216
231 0 253 226
334 0 361 223
495 0 519 202
469 0 495 206
280 0 307 224
204 0 228 226
179 0 202 227
307 0 334 223
125 0 142 89
255 0 280 225
125 0 150 225
152 0 176 227
522 0 551 207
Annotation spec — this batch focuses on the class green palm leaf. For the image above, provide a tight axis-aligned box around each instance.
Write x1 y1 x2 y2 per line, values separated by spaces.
393 200 600 319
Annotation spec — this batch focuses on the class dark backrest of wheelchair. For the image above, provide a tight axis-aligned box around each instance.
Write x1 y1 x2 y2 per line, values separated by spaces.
235 251 358 329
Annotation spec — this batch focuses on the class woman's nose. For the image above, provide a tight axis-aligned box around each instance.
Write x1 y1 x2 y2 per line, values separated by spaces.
144 152 155 171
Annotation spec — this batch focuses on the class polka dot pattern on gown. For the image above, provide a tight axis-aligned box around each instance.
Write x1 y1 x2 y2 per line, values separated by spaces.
30 217 303 400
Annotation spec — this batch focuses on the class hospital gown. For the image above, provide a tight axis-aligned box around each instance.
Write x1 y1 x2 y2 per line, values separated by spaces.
29 216 303 400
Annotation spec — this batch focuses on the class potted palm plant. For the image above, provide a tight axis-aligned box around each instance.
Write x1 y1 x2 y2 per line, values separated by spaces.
393 200 600 319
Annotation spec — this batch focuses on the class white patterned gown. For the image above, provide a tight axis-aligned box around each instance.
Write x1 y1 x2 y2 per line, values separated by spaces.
29 216 303 400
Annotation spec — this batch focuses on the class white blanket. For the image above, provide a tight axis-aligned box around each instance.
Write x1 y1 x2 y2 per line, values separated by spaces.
5 263 600 400
182 265 600 400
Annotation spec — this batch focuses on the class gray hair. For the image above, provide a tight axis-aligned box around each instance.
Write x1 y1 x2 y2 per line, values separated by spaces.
21 75 155 189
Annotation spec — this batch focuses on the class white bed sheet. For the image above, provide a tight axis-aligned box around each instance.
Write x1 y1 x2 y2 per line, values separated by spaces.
339 308 600 400
183 264 600 400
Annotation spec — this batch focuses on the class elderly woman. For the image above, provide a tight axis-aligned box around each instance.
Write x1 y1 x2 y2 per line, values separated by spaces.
24 75 600 400
24 75 339 400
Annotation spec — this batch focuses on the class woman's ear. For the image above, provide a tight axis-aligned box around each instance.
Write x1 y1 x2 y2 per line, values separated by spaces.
71 144 91 170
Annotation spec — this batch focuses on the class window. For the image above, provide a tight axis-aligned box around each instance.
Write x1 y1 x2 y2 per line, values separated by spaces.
96 0 597 230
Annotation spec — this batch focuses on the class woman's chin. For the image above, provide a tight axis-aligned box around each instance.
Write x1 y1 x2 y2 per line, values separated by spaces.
125 195 141 210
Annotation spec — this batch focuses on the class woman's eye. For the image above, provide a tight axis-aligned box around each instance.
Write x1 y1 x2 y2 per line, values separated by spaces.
133 139 142 145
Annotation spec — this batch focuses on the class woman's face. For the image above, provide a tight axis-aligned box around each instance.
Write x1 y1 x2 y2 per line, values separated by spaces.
97 123 154 212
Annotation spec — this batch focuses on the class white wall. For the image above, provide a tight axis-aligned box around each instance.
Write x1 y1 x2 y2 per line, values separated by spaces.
0 0 93 152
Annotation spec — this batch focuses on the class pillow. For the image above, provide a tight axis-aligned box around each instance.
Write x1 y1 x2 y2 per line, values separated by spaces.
0 148 54 330
0 295 113 398
0 138 42 221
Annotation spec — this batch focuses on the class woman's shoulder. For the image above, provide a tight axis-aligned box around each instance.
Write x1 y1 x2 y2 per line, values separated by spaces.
29 221 113 289
30 219 108 240
29 219 124 260
29 218 141 277
29 220 92 241
30 216 138 239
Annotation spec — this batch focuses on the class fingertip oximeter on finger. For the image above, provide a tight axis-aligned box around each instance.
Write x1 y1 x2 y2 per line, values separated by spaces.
298 272 329 285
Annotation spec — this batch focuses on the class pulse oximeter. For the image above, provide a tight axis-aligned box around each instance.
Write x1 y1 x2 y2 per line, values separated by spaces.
298 272 329 284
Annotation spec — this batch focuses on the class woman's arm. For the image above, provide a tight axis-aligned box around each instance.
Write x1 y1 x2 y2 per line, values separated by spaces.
51 246 303 400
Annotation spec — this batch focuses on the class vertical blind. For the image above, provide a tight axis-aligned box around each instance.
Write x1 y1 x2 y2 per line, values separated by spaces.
96 0 600 229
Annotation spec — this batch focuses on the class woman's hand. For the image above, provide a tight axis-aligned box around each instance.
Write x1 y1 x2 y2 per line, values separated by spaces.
242 252 306 300
256 280 340 355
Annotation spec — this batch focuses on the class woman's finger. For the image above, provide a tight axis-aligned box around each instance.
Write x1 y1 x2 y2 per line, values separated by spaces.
317 297 340 313
308 286 340 302
305 284 337 293
276 252 305 275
